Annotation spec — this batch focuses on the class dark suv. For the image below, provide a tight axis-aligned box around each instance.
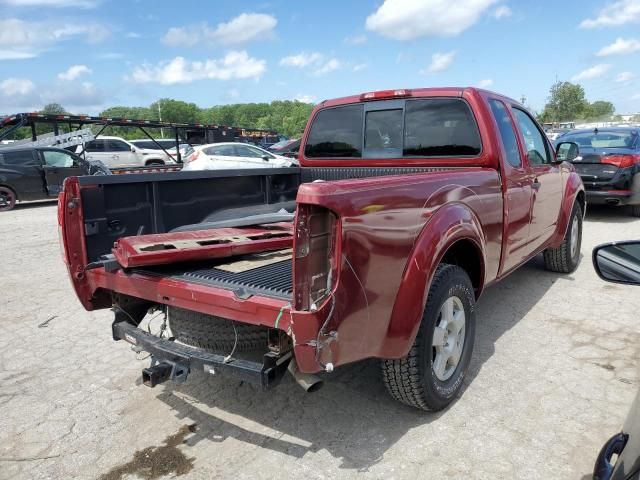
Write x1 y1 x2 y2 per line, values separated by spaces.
555 127 640 217
0 145 109 211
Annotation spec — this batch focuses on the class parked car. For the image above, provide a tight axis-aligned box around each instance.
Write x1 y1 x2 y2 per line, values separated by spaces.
130 139 178 151
268 138 300 158
0 145 109 211
592 240 640 480
59 87 584 411
182 142 297 170
555 127 640 216
75 136 176 168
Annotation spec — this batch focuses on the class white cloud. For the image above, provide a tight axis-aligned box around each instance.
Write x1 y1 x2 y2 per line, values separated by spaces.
227 88 240 99
580 0 640 28
163 13 277 47
294 94 316 103
0 18 109 59
596 37 640 56
128 51 266 85
344 34 367 45
126 32 141 39
478 78 494 88
631 92 640 100
366 0 498 40
616 71 636 82
353 63 367 72
314 58 341 76
279 52 323 68
98 52 123 60
0 77 35 96
279 52 341 75
571 64 611 81
0 77 105 113
422 51 456 74
492 5 512 19
0 0 98 7
58 64 92 81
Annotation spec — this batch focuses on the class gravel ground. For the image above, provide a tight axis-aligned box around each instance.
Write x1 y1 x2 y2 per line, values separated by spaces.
1 200 639 480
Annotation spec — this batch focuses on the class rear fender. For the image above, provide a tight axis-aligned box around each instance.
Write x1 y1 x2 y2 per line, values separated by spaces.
382 203 486 358
548 171 584 248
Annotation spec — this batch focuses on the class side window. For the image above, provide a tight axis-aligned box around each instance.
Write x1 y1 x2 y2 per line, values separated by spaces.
43 151 75 167
488 99 522 168
84 140 104 152
106 140 131 152
512 108 551 165
0 150 38 165
204 145 236 156
305 104 364 158
235 145 265 158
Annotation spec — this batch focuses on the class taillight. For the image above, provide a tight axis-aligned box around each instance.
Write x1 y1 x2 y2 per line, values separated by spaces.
185 150 199 163
294 205 339 311
602 154 640 168
360 89 411 101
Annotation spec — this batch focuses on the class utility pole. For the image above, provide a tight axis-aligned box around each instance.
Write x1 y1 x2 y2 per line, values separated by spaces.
158 100 164 139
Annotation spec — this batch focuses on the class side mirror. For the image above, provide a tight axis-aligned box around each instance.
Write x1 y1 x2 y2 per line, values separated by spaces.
556 141 580 162
593 241 640 285
262 155 270 161
131 147 136 152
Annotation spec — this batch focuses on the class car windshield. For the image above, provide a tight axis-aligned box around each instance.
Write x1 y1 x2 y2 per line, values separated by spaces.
561 131 639 149
131 140 176 150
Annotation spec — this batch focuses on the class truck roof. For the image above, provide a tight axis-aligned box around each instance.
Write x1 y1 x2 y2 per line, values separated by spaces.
314 87 519 109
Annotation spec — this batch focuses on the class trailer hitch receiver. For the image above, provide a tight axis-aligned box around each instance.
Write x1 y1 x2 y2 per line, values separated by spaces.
142 357 189 387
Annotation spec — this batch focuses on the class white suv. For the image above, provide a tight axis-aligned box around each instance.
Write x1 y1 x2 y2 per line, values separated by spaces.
76 136 175 168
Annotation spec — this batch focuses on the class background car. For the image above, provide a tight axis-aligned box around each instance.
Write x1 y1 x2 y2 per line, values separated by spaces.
75 136 176 168
268 138 300 158
183 142 297 171
592 240 640 480
0 145 109 211
555 127 640 217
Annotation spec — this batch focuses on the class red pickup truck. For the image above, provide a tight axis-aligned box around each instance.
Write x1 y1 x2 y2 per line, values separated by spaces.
59 87 584 411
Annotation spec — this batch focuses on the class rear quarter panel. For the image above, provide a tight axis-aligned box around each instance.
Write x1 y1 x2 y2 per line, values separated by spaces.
295 168 503 366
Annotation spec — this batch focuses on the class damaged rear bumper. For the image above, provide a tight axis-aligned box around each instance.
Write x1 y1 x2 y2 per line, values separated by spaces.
112 321 292 390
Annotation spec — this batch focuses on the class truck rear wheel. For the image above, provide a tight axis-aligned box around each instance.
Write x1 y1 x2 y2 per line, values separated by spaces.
168 307 267 353
543 202 582 273
381 264 476 411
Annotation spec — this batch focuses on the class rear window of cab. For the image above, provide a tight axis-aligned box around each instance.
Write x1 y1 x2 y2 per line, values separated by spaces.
304 98 482 159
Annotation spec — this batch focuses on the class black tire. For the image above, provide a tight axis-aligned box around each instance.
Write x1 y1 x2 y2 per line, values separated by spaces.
0 186 17 212
543 202 582 273
631 205 640 218
381 264 476 411
168 307 267 353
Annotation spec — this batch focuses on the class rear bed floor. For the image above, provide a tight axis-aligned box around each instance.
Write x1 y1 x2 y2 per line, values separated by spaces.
133 257 292 300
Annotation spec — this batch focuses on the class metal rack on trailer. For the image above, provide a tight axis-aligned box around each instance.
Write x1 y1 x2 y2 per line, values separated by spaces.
0 113 280 163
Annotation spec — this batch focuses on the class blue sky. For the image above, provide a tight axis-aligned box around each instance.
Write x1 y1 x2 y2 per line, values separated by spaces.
2 0 640 115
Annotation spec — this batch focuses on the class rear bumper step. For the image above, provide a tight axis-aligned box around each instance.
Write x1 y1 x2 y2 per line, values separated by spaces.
112 321 292 390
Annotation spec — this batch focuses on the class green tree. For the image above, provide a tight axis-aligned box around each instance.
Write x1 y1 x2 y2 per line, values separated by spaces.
539 82 588 123
583 100 615 120
40 103 67 115
149 99 198 124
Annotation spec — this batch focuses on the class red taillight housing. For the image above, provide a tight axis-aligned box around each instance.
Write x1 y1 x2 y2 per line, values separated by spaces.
185 150 199 163
293 205 339 311
360 89 411 101
602 154 640 168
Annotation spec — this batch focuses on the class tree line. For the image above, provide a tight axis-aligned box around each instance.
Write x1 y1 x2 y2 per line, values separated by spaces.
4 99 315 140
